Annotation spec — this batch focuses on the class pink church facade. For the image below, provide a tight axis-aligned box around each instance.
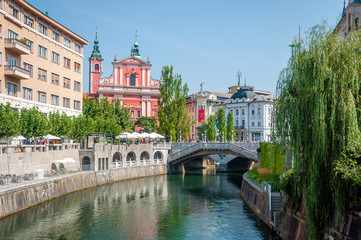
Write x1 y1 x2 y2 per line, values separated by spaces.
89 33 161 121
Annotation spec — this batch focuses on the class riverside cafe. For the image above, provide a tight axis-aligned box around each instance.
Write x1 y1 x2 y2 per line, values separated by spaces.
83 132 164 149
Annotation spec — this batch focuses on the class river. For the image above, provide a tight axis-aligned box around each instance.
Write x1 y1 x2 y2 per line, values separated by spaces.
0 171 279 240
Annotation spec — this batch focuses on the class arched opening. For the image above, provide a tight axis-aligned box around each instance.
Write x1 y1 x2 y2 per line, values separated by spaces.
51 163 57 170
140 151 150 165
82 156 91 171
113 152 122 168
95 63 99 71
59 163 66 173
154 151 163 165
130 74 135 86
127 152 136 167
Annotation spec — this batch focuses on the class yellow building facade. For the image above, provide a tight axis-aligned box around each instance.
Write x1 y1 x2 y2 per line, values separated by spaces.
0 0 88 116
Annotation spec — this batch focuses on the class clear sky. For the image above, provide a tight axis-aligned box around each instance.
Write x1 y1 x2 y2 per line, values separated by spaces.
26 0 344 95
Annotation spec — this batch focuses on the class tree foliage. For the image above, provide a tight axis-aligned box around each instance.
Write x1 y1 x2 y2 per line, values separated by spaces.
48 111 73 137
0 103 19 139
216 108 226 141
207 115 216 142
71 115 94 141
197 120 207 141
20 107 48 138
134 116 158 133
157 65 191 141
273 24 361 239
226 111 235 141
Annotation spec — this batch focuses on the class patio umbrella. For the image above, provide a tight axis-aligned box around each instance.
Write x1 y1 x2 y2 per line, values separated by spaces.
150 132 164 138
43 134 60 140
63 158 76 163
129 132 141 139
54 159 66 163
116 132 131 139
12 136 26 140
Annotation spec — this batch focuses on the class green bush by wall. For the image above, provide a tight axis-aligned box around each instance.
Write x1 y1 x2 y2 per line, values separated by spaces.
260 142 286 175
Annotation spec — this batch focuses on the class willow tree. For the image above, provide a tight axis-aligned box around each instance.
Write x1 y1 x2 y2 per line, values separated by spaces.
157 65 191 141
273 24 361 239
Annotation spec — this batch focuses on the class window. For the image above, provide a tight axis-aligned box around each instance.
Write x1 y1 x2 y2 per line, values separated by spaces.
38 91 46 103
74 62 81 72
63 98 70 108
37 68 47 81
258 107 261 114
7 29 18 39
130 74 135 86
252 109 255 115
268 107 273 115
52 31 60 42
74 100 81 110
38 45 47 58
236 109 239 115
24 14 34 27
0 24 2 38
23 63 33 77
258 122 261 127
63 77 70 88
94 63 99 71
0 52 2 65
137 110 141 118
6 82 17 96
51 95 59 106
75 43 81 53
64 57 70 68
74 81 81 91
25 39 33 53
242 109 245 115
242 119 245 126
51 73 59 85
23 87 32 100
38 23 47 35
64 37 71 48
52 52 59 63
236 119 239 126
252 122 255 127
6 54 18 66
9 3 19 18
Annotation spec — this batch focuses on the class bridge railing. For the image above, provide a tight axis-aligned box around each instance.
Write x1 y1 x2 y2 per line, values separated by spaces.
169 143 258 162
153 142 172 149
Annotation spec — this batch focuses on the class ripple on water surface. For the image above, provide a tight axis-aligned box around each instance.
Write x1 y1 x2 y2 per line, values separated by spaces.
0 172 279 240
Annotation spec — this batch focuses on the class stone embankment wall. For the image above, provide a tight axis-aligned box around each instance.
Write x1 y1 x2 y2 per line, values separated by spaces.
240 174 274 229
0 164 167 219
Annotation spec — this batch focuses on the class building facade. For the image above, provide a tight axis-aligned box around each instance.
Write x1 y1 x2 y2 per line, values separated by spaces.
89 34 160 121
0 0 88 116
214 86 274 142
335 0 361 36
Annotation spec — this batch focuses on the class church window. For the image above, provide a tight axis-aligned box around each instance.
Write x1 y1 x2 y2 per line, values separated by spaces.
130 74 135 86
137 110 141 118
94 63 99 71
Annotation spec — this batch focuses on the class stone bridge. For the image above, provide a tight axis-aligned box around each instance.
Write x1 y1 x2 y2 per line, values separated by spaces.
168 143 259 172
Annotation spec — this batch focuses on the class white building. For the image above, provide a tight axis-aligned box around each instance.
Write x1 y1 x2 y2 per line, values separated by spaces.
335 0 361 37
214 86 274 142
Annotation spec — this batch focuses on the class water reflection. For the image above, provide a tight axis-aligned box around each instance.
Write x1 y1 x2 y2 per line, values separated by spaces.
0 172 279 240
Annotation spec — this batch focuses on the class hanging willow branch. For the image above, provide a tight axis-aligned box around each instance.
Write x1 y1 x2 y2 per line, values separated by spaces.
273 24 361 239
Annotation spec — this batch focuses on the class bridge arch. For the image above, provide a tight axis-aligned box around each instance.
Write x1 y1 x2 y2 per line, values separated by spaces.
81 156 91 171
127 152 136 167
113 152 123 168
140 151 150 165
154 151 163 165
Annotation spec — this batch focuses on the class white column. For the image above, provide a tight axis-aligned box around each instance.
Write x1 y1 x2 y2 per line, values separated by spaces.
114 67 118 85
147 101 151 116
142 101 145 116
119 68 123 85
147 68 150 86
142 68 145 86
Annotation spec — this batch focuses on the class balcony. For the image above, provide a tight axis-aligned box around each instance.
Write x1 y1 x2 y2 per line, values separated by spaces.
4 65 30 79
235 125 245 130
5 38 31 55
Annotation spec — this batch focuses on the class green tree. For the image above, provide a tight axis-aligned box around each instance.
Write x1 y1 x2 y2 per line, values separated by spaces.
0 103 20 139
274 25 361 239
71 115 94 141
216 108 226 141
20 107 48 138
206 115 216 142
226 111 235 141
197 120 207 141
157 65 191 141
48 111 73 136
134 116 158 133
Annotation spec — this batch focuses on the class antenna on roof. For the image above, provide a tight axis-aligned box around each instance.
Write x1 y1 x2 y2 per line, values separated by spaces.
236 70 242 87
244 76 247 87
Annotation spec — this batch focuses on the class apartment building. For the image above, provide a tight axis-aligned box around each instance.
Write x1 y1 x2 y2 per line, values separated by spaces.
0 0 88 116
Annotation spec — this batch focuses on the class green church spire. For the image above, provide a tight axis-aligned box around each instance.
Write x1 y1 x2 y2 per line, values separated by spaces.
90 27 102 59
131 30 142 59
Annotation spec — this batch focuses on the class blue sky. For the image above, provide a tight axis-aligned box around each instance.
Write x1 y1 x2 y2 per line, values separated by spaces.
27 0 344 95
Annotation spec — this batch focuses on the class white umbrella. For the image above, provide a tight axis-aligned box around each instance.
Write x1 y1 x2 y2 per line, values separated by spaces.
63 158 75 163
150 132 164 138
129 132 141 138
12 136 26 140
54 159 66 163
43 134 60 140
141 133 152 138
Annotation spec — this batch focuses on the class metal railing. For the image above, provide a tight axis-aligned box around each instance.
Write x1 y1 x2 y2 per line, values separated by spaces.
168 142 258 162
4 65 31 75
5 38 31 50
